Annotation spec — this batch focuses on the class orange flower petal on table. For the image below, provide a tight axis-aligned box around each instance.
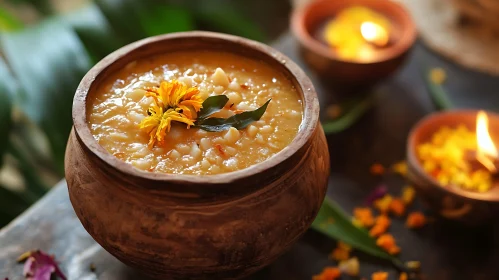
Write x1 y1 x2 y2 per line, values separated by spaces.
389 198 406 217
376 233 400 255
353 207 375 227
372 271 389 280
370 163 385 175
330 241 352 261
374 194 393 214
402 186 416 205
312 267 341 280
406 212 427 229
369 215 391 237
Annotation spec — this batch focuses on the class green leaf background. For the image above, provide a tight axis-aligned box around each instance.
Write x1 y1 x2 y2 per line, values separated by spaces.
0 0 266 226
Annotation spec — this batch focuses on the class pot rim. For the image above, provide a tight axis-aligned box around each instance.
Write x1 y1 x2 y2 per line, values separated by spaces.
72 31 320 185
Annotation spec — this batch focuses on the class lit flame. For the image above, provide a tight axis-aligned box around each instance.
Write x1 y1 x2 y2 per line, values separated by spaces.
476 110 498 172
360 21 389 47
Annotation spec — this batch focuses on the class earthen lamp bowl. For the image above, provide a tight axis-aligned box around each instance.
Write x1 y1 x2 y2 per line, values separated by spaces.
407 110 499 225
291 0 417 87
64 31 330 279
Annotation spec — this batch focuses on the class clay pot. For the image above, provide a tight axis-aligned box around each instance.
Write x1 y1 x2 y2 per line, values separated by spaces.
65 31 329 279
291 0 417 88
407 110 499 225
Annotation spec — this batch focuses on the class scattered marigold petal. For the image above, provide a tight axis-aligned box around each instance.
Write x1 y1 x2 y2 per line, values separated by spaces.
392 161 408 176
374 195 393 214
339 257 360 276
402 186 416 205
389 198 406 217
338 241 352 251
429 67 447 85
312 267 341 280
370 163 385 175
406 261 421 271
406 212 427 229
369 215 391 237
353 207 375 227
372 271 389 280
330 242 352 261
326 104 342 119
376 234 400 255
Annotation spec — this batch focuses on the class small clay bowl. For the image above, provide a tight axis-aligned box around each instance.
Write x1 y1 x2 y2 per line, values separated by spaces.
291 0 417 88
407 110 499 225
65 31 329 279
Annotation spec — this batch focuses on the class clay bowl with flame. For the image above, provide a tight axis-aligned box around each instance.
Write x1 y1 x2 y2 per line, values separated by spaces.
291 0 416 89
65 31 329 279
407 110 499 225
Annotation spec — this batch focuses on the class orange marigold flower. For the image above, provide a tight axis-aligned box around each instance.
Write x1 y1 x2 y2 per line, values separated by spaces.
376 234 400 255
353 207 375 227
370 163 385 175
312 267 341 280
372 271 389 280
399 272 408 280
374 195 393 214
406 212 427 229
369 215 391 237
389 198 406 217
330 241 352 261
139 80 203 148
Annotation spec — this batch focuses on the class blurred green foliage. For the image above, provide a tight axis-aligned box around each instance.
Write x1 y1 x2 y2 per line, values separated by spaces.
0 0 265 226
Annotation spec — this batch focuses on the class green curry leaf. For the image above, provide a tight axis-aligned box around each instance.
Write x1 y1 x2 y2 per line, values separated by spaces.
196 99 270 132
197 95 229 120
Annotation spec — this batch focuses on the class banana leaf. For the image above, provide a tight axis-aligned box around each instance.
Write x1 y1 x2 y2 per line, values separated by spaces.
312 197 403 267
1 19 92 173
137 4 195 36
94 0 148 42
64 3 125 62
189 0 266 41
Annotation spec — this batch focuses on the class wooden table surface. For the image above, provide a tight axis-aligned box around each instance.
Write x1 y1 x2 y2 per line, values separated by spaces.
2 32 499 280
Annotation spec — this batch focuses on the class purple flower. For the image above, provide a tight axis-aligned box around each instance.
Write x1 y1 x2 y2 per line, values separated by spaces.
20 250 66 280
365 185 388 206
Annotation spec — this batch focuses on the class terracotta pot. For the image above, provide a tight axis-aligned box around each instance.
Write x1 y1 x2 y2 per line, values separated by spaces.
65 31 329 279
291 0 417 88
407 110 499 225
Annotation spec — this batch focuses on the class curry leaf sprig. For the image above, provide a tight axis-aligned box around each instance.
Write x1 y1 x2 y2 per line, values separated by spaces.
196 95 271 132
139 80 271 148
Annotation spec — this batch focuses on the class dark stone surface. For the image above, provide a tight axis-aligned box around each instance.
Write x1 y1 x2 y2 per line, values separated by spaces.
2 32 499 280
